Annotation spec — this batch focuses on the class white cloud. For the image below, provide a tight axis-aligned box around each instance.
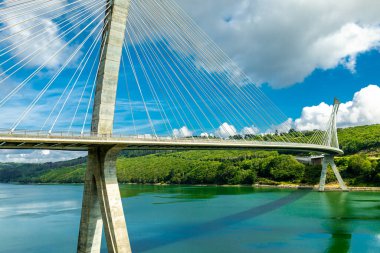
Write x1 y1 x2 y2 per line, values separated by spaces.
173 126 193 138
240 125 260 136
176 0 380 88
266 118 293 134
0 149 86 163
294 103 331 131
215 122 237 138
311 23 380 72
295 84 380 131
0 0 74 70
200 132 215 138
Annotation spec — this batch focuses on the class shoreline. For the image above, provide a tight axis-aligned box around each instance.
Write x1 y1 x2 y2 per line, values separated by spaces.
252 183 380 192
133 182 380 191
2 182 379 192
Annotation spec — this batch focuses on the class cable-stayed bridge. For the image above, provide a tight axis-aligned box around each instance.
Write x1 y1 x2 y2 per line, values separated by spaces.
0 130 343 153
0 0 347 252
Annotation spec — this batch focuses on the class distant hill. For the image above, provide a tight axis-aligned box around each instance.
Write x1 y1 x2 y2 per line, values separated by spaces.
0 150 166 183
0 124 379 186
0 156 87 183
338 124 380 155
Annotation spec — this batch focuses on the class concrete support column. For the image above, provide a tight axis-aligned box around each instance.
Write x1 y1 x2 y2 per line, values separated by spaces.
91 0 131 135
318 157 329 192
93 146 131 253
78 0 131 252
78 146 131 253
77 159 103 253
319 155 348 192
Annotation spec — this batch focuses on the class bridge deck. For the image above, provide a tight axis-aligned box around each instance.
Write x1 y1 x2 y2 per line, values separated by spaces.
0 133 343 155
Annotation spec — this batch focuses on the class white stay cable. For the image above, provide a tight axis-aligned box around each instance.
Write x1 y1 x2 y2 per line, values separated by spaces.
120 55 138 136
0 0 101 47
131 10 235 140
126 21 174 137
128 3 207 136
165 0 301 142
139 1 255 140
0 0 107 82
0 0 102 74
1 0 68 19
0 3 107 84
68 29 107 133
0 3 109 109
9 12 108 131
128 5 214 136
124 32 157 137
0 0 38 10
124 26 186 138
44 20 106 132
50 19 107 133
0 0 96 32
81 30 109 135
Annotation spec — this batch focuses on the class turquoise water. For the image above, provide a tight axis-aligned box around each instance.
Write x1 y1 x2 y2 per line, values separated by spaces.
0 184 379 253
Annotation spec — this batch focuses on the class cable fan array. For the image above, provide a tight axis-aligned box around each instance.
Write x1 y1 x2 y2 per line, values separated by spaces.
0 0 334 147
0 0 110 133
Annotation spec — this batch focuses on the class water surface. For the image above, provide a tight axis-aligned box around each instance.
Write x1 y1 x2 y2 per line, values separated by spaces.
0 184 379 252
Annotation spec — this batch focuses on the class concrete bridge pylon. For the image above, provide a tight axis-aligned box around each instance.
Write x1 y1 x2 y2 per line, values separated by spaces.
77 0 132 252
318 98 348 192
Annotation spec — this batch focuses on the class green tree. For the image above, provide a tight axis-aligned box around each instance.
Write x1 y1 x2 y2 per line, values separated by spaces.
216 163 239 184
302 165 322 184
268 155 305 182
347 154 373 178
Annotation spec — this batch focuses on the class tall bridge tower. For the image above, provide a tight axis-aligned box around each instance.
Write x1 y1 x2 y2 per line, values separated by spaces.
77 0 132 252
319 98 348 192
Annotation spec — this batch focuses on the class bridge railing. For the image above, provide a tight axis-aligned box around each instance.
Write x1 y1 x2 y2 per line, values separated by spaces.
0 129 251 143
0 128 337 149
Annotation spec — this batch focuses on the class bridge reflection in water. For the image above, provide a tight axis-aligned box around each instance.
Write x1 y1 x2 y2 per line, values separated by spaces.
324 192 353 253
131 190 310 252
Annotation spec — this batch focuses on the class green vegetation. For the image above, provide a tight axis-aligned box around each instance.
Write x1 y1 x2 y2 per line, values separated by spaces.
336 154 380 185
0 124 379 186
0 157 86 183
0 150 311 185
338 124 380 155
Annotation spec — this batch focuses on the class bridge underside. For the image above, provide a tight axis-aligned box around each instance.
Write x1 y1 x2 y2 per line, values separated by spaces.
0 134 343 155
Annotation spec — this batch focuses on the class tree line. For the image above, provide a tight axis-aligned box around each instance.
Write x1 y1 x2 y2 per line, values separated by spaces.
0 124 379 186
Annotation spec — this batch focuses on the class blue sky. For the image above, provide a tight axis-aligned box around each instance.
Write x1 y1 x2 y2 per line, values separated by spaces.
1 0 380 162
175 0 380 131
263 50 380 119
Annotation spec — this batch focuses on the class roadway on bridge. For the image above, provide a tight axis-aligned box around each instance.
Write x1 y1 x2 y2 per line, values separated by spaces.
0 133 343 155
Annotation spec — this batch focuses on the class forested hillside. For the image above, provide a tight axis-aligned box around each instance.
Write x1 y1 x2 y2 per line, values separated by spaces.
0 124 379 186
0 157 87 183
338 124 380 155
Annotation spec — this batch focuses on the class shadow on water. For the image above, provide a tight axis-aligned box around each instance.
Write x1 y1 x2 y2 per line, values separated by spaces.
120 184 285 200
323 192 352 253
132 189 310 252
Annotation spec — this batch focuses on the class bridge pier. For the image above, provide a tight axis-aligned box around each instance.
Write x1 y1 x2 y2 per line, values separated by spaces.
319 154 348 192
77 0 131 251
77 151 103 253
78 146 131 253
